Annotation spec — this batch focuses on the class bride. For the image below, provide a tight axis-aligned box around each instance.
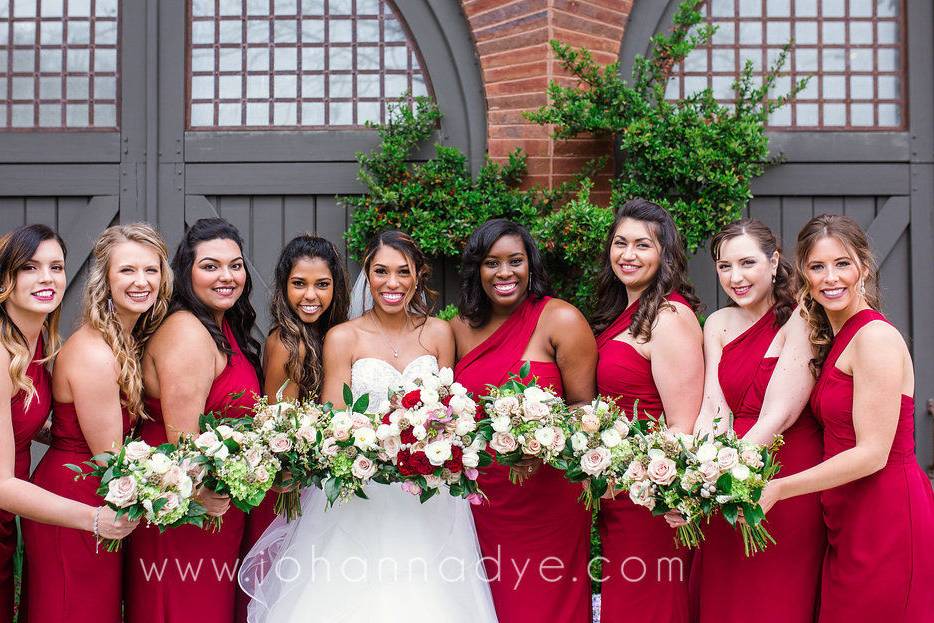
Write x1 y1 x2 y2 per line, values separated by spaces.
239 231 498 622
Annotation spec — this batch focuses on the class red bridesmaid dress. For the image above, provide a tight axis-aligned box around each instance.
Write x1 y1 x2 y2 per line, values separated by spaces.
595 293 695 623
1 335 50 623
21 401 132 623
809 309 934 622
693 307 825 623
125 321 260 623
455 296 592 623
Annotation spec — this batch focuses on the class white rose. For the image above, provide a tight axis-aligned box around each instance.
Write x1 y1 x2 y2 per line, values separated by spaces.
156 492 180 517
407 409 428 428
523 438 543 455
437 368 454 386
194 431 223 454
412 424 427 441
570 432 589 453
425 440 453 466
243 448 262 468
454 417 476 436
580 447 612 476
449 381 467 396
375 424 393 441
353 427 378 450
629 480 655 509
147 453 172 475
104 476 138 508
612 419 630 439
550 428 566 452
351 455 377 480
470 437 488 452
491 415 512 433
388 422 401 437
647 448 667 461
489 432 518 454
523 386 553 404
716 447 739 471
253 466 271 484
124 441 152 462
296 426 317 444
332 427 350 442
420 389 440 407
600 428 622 449
462 450 480 469
696 443 718 463
592 400 611 415
730 464 751 481
424 474 443 489
534 426 557 448
321 437 339 458
420 374 440 392
740 447 763 468
697 461 721 484
162 464 184 487
230 431 247 446
522 400 550 421
580 407 601 433
647 457 678 486
268 433 292 453
624 460 646 481
215 424 235 439
177 474 194 498
448 394 472 417
381 436 402 458
331 412 352 432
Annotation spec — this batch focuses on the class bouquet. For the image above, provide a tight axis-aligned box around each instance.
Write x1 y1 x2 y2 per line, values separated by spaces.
185 413 281 529
66 438 206 551
309 387 396 507
558 397 651 510
476 362 571 484
377 367 491 504
615 421 708 548
250 392 325 521
690 430 783 556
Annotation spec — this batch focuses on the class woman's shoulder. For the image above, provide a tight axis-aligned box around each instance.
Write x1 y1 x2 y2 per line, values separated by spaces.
542 296 588 325
149 310 214 350
323 319 359 350
59 325 117 367
851 317 907 357
420 316 454 339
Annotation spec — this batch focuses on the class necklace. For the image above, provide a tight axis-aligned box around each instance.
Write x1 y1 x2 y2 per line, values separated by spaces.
369 312 404 359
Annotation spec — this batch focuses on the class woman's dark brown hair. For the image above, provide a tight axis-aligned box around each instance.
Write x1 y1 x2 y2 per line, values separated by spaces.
591 198 702 340
710 218 796 326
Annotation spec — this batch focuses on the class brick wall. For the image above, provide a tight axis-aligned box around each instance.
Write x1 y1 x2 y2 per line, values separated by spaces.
461 0 634 204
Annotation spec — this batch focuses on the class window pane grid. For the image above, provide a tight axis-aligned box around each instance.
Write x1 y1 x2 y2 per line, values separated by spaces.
0 0 121 130
188 0 431 129
668 0 906 130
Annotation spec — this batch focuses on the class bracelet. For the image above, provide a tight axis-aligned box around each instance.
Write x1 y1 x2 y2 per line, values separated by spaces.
92 506 103 554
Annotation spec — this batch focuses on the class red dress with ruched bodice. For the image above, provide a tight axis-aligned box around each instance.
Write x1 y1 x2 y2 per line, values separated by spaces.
1 336 50 623
693 307 825 622
125 321 262 623
454 296 592 623
809 309 933 622
595 294 695 623
22 400 132 623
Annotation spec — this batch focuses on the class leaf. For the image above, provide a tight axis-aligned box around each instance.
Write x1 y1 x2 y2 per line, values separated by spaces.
519 361 531 379
64 463 87 475
352 393 370 415
477 453 493 468
419 487 438 504
324 478 342 505
715 472 732 494
342 385 354 408
721 503 739 526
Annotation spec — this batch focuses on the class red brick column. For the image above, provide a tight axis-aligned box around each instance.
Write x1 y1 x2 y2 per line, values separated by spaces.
461 0 633 204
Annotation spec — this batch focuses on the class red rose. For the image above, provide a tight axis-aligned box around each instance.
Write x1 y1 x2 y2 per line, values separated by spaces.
443 445 464 472
441 394 452 407
397 450 417 476
400 426 417 445
401 390 422 409
408 451 435 476
381 412 392 425
474 403 485 422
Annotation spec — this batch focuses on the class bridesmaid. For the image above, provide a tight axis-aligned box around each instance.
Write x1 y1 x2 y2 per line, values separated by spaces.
452 219 596 623
265 234 349 401
759 214 934 621
591 199 703 623
687 219 824 622
22 224 172 623
125 218 264 623
0 225 136 623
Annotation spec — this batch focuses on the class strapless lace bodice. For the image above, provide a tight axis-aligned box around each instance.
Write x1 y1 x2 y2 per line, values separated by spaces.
350 354 439 410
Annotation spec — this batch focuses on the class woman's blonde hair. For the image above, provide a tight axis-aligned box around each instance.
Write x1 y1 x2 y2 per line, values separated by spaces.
0 224 66 408
794 213 880 377
83 223 172 422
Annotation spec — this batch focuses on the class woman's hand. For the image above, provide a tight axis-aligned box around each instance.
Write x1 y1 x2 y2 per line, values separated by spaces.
271 470 298 494
196 486 231 517
96 507 141 540
757 479 782 515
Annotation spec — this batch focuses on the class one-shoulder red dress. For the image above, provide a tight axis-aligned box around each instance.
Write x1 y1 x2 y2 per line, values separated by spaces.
22 400 132 623
125 321 261 623
595 293 695 623
693 307 825 623
455 296 592 623
1 335 50 623
809 309 934 622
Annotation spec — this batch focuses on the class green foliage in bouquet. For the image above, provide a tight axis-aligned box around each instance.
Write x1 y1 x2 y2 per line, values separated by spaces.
526 0 807 253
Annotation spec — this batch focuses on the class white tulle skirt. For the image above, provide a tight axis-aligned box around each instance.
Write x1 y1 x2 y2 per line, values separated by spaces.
239 484 499 623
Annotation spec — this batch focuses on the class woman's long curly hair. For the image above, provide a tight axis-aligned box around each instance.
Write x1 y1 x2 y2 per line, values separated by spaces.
794 214 880 377
84 224 172 423
170 218 263 382
710 218 796 326
362 230 437 324
457 219 550 328
269 235 349 401
591 198 702 340
0 224 65 408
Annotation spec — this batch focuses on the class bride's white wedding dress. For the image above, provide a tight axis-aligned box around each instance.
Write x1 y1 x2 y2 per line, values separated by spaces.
239 355 498 623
